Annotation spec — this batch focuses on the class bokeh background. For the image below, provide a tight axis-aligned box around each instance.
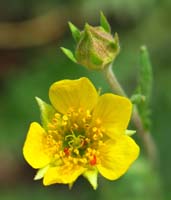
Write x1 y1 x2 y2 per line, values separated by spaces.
0 0 170 199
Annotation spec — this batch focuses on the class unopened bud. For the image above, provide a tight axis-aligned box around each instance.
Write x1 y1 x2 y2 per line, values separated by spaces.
75 24 120 70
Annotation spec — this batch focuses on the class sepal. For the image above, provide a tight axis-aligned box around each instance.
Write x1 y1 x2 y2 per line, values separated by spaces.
100 11 111 33
68 22 81 42
83 169 98 190
126 130 136 136
34 165 49 180
61 47 77 63
35 97 56 129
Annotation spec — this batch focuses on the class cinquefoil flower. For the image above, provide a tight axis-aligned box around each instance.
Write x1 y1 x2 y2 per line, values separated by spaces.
23 77 139 189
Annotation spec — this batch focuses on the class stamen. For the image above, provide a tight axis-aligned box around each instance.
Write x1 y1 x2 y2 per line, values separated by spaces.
64 147 70 156
90 155 97 166
46 109 103 168
96 118 101 125
92 127 98 132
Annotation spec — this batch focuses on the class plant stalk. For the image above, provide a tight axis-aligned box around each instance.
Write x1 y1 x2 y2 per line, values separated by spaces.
103 64 158 167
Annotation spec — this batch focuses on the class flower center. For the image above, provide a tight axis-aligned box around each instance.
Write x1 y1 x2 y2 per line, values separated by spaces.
46 108 104 167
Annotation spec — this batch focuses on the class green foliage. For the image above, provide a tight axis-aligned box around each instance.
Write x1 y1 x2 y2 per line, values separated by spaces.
133 46 153 130
131 94 145 105
1 0 171 198
139 46 153 103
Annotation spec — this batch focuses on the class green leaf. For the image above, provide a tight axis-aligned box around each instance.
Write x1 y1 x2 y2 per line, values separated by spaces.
139 45 153 103
68 22 81 42
100 11 111 33
136 46 153 130
61 47 77 63
35 97 56 129
131 94 146 105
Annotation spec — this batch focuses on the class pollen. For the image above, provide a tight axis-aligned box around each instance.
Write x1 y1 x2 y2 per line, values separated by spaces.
44 107 104 168
90 155 97 166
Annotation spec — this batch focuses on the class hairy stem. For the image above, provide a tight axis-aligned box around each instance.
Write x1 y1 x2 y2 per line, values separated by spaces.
103 64 158 167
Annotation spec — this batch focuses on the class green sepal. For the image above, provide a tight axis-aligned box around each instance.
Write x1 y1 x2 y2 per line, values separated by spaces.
68 182 74 190
34 165 49 180
35 97 56 130
126 130 136 136
68 22 81 42
61 47 77 63
83 169 98 190
100 11 111 33
90 52 103 67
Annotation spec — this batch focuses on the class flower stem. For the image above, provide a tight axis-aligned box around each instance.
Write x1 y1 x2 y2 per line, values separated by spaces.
103 64 158 167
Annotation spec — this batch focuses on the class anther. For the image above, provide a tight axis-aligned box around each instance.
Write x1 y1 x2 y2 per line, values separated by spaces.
92 127 98 132
90 155 97 166
96 118 101 125
63 147 70 156
63 115 68 121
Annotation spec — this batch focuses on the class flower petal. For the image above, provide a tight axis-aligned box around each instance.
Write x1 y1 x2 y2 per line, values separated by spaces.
23 122 51 169
49 77 98 114
97 136 140 180
92 94 132 138
43 165 85 185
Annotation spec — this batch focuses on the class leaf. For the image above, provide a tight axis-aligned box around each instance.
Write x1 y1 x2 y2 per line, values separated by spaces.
35 97 56 129
139 45 153 103
68 22 81 42
61 47 77 63
135 46 153 130
100 11 111 33
130 94 145 105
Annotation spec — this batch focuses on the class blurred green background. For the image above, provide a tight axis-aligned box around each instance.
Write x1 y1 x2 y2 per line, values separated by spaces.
0 0 170 199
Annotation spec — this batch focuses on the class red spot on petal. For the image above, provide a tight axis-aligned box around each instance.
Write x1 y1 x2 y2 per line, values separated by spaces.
64 147 70 156
90 155 97 166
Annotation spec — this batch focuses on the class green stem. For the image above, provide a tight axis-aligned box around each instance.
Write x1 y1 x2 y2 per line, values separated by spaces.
103 64 158 167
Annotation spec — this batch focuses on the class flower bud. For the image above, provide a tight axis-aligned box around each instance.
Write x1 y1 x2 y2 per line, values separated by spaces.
75 24 120 70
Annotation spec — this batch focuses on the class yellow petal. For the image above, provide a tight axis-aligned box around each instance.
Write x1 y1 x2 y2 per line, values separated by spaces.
92 94 132 138
97 136 140 180
43 165 86 185
23 122 51 169
49 77 98 114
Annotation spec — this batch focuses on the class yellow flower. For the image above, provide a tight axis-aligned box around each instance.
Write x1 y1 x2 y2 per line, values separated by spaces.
23 77 139 189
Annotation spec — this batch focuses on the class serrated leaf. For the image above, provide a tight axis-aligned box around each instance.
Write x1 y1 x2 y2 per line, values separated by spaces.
61 47 77 63
35 97 56 129
100 11 111 33
68 22 81 42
